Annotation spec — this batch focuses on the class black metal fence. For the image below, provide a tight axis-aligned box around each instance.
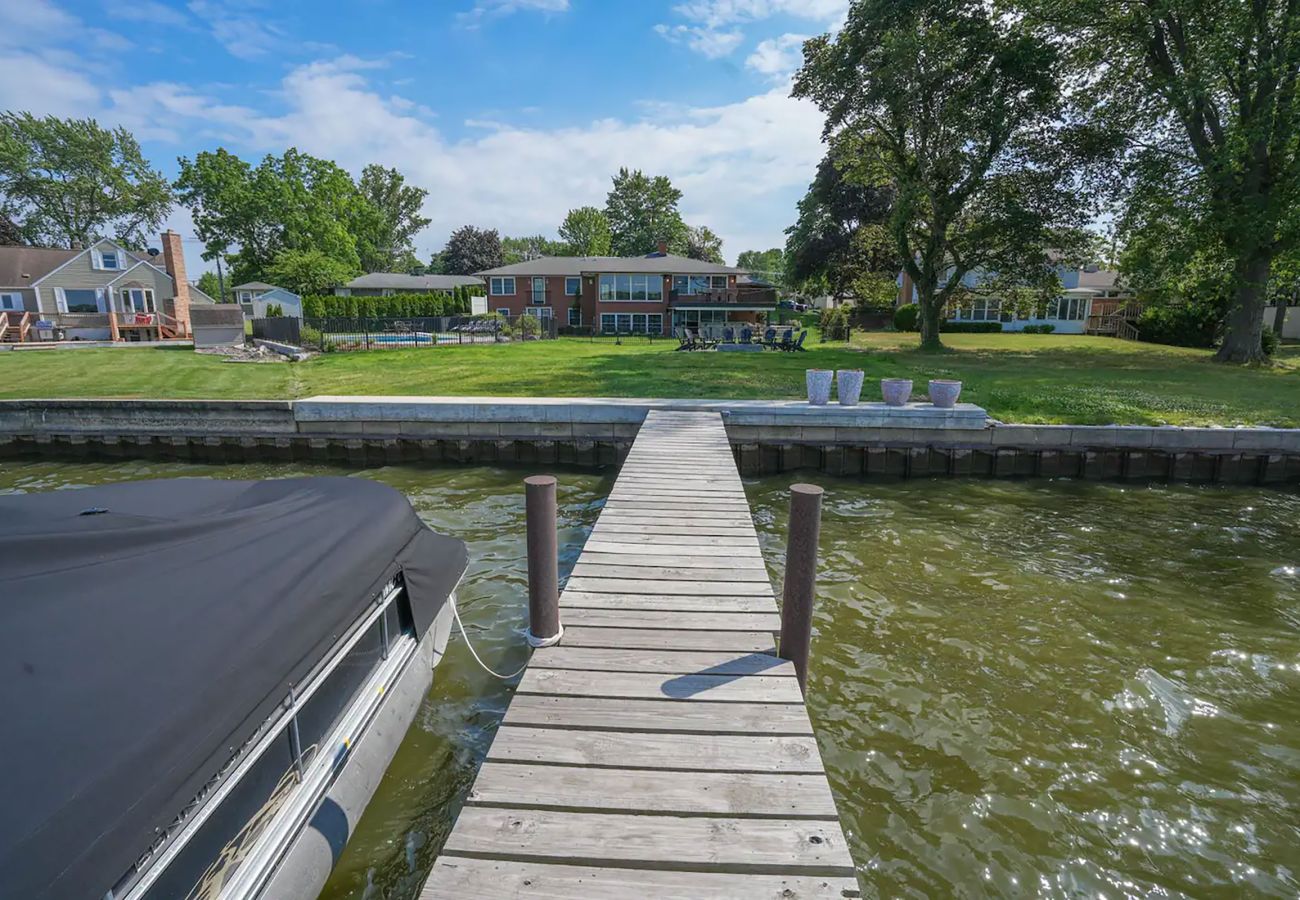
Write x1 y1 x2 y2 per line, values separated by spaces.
249 315 558 351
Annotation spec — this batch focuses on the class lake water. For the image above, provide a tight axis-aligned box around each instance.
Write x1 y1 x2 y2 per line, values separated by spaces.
2 460 1297 898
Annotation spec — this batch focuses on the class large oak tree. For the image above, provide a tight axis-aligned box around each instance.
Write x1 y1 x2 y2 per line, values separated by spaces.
1038 0 1300 363
794 0 1095 350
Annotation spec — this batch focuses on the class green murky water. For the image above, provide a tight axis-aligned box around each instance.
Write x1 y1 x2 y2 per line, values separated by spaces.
2 461 1298 898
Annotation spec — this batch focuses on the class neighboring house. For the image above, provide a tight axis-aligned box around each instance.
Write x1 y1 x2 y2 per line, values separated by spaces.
0 231 200 342
475 243 772 334
334 273 484 296
233 282 278 304
239 287 303 319
896 264 1131 335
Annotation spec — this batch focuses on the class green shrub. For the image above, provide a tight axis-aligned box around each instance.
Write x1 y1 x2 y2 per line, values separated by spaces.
1136 303 1220 348
893 303 920 331
300 291 469 319
299 325 323 350
818 306 851 341
1021 323 1056 334
516 315 541 339
1262 326 1280 357
265 302 283 317
941 321 1002 333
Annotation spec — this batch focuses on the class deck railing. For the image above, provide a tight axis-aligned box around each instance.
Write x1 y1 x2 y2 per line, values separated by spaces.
0 311 32 342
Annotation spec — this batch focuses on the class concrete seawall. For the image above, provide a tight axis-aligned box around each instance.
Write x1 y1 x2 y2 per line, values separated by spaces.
2 396 1299 484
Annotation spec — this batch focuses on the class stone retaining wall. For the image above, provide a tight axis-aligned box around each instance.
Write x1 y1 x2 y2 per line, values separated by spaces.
2 397 1298 485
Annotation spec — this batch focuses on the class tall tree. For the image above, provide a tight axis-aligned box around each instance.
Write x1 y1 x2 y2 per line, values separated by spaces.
685 225 725 263
176 147 365 285
0 113 171 248
441 225 503 274
355 164 430 273
558 206 612 255
736 248 787 288
1037 0 1300 363
0 212 23 246
502 234 566 264
784 148 897 301
604 168 688 256
264 248 358 296
793 0 1094 350
196 270 225 302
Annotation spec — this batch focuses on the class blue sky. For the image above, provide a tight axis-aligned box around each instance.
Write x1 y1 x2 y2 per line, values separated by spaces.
0 0 849 272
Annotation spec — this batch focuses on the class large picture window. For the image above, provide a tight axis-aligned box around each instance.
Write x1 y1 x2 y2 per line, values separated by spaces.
598 274 664 302
1046 296 1087 320
600 313 663 334
489 277 515 296
672 274 728 295
63 289 102 313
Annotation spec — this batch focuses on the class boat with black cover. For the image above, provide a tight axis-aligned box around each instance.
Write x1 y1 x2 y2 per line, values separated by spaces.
0 477 468 900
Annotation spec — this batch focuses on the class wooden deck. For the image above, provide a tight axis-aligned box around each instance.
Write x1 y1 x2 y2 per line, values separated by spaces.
420 410 858 898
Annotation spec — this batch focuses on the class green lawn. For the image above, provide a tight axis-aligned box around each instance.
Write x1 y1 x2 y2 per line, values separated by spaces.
2 333 1298 426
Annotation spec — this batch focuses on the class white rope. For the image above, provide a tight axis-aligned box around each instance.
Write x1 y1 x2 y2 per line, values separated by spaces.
447 590 533 680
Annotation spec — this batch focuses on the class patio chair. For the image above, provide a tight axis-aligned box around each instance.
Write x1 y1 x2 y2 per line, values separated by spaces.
777 328 795 350
761 326 777 349
722 326 735 343
792 329 808 352
740 326 753 343
675 328 695 351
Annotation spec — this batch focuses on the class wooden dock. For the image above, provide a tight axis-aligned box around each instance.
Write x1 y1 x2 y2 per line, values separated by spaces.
420 410 858 898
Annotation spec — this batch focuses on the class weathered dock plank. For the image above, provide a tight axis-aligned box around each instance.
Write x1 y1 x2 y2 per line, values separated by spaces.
420 411 854 897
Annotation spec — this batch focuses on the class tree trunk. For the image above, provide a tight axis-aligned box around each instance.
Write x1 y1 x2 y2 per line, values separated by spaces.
916 280 944 351
1215 250 1272 363
1272 296 1289 336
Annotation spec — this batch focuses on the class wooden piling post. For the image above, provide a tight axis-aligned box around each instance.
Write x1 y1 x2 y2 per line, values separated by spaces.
524 474 563 647
780 483 823 689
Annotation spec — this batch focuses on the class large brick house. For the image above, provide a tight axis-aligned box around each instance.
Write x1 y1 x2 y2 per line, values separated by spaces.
475 244 775 334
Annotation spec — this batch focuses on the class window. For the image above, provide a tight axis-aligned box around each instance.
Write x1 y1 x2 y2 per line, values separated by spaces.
598 274 663 302
955 297 1000 322
531 277 546 304
567 307 581 327
63 289 101 313
599 312 662 334
496 307 511 316
237 291 253 303
672 275 689 295
1046 296 1087 320
711 275 728 291
95 249 121 270
121 288 155 313
525 307 553 318
490 277 515 296
0 293 22 312
565 277 581 296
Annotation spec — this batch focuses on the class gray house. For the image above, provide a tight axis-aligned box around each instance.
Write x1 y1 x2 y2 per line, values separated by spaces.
334 273 483 296
0 231 209 342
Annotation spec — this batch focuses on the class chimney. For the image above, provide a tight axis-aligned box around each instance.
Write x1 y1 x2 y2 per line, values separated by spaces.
656 240 667 255
160 230 191 336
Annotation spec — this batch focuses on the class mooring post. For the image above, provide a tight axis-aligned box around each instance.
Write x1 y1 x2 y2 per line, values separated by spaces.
524 474 563 647
780 483 824 690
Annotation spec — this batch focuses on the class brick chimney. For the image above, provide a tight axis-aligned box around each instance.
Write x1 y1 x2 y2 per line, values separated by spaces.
160 230 191 336
656 240 668 255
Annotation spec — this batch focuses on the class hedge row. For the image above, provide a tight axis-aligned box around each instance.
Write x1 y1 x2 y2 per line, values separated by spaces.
300 289 476 318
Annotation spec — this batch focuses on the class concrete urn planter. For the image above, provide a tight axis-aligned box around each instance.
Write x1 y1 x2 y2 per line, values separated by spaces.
929 379 963 408
881 378 913 407
806 369 833 406
836 369 865 406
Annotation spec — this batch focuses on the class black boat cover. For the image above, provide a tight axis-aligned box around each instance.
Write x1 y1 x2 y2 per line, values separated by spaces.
0 477 468 900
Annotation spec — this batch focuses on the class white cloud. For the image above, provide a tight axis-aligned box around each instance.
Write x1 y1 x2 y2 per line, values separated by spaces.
105 0 192 28
656 0 844 61
0 0 79 43
109 56 825 264
745 32 809 81
186 0 287 60
459 0 569 26
653 23 743 59
672 0 848 29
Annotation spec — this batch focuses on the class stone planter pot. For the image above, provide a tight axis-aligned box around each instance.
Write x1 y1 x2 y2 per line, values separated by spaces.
806 369 833 406
836 369 865 406
928 379 963 408
881 378 913 407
